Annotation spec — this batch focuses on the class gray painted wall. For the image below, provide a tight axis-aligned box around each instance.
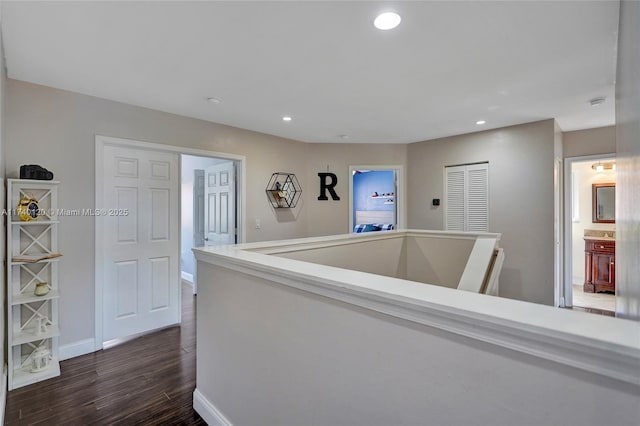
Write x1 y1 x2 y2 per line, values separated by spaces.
615 0 640 320
407 120 556 305
563 125 616 158
5 80 309 345
5 80 619 349
5 80 411 346
304 143 408 236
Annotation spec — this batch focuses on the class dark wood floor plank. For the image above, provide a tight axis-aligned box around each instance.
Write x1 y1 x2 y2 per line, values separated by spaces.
5 282 205 425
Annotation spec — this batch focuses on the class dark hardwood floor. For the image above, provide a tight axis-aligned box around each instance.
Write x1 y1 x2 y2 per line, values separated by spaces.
5 282 205 426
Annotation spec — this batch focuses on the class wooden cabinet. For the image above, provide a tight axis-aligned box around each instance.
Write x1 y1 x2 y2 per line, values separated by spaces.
584 239 615 293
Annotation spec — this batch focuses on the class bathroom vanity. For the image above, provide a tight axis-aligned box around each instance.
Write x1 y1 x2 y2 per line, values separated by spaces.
584 237 615 293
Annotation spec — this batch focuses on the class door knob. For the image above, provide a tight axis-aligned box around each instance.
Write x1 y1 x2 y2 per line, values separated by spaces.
204 237 209 241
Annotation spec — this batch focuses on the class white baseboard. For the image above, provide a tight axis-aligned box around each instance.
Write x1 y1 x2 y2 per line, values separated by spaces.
193 388 232 426
182 271 194 284
60 338 96 361
0 365 6 426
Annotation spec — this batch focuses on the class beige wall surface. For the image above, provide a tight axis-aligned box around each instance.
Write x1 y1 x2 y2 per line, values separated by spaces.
304 143 408 236
5 80 314 345
563 126 616 158
5 79 409 346
405 236 473 288
406 120 556 304
277 237 406 279
615 0 640 320
8 79 605 348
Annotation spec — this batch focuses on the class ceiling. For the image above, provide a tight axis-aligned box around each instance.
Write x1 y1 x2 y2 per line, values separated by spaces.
0 1 620 144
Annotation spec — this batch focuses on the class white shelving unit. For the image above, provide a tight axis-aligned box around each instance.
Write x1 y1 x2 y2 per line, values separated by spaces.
6 179 61 390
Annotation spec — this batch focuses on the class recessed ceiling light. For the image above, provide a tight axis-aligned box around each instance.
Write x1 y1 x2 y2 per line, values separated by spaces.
374 12 401 30
206 97 221 104
476 120 486 125
282 116 292 122
589 96 606 107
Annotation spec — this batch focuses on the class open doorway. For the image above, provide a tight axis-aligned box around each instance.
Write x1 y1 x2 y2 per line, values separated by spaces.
349 165 404 233
181 155 239 294
563 154 616 315
95 135 246 350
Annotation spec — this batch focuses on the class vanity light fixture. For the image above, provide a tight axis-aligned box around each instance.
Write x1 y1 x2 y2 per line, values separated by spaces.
282 116 292 122
374 12 402 30
591 161 615 172
476 120 486 125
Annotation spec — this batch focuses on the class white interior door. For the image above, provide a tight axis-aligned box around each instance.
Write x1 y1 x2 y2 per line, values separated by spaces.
102 144 180 342
204 162 236 246
193 169 205 248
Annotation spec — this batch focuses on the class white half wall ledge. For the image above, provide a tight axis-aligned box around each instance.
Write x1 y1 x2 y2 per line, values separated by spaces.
193 389 233 426
194 230 640 386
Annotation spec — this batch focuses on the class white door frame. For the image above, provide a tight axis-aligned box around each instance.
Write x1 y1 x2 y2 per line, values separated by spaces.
561 153 615 308
95 135 246 351
348 165 405 233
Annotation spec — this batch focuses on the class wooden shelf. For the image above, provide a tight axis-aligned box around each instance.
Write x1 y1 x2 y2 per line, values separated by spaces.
11 253 63 264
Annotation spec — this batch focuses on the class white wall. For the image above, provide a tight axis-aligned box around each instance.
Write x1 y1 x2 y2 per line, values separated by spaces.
571 160 616 285
196 261 640 426
407 120 556 305
180 154 229 279
615 0 640 320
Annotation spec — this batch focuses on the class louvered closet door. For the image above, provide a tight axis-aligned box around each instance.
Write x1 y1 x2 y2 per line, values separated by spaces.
465 163 489 231
445 166 466 231
445 163 489 232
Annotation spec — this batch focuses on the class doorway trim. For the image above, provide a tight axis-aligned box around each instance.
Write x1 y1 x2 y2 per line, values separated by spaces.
562 153 615 309
95 135 246 351
348 165 405 233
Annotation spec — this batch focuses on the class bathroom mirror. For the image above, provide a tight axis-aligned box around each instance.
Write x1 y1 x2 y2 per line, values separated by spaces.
592 183 615 223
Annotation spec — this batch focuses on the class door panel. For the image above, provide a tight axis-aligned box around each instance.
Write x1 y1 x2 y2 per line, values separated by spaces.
193 170 205 248
150 257 170 311
115 260 138 318
220 192 229 234
150 188 170 241
102 145 180 342
204 162 235 246
116 187 137 242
